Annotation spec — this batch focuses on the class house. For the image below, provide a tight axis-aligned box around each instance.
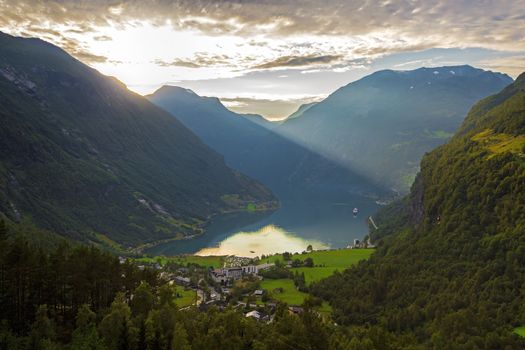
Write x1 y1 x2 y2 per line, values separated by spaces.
210 263 276 283
225 267 243 279
174 276 191 286
288 306 304 315
253 289 264 296
245 310 262 320
241 265 257 274
256 263 274 272
210 269 227 283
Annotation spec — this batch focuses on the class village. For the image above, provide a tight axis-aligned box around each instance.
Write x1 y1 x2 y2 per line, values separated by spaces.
130 244 375 321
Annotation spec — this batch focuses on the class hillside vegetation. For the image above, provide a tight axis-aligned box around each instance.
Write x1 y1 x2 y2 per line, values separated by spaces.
0 32 275 247
312 73 525 348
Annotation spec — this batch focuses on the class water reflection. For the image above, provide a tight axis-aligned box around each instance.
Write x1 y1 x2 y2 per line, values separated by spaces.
145 192 379 257
195 224 328 258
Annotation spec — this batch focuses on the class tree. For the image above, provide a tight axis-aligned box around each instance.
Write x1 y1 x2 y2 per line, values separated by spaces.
0 219 7 240
29 305 56 350
303 257 314 268
159 284 176 307
171 323 191 350
131 281 155 317
99 293 134 350
306 245 313 252
70 304 105 350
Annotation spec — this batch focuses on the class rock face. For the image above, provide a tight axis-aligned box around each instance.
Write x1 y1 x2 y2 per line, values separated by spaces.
277 65 513 193
0 32 275 246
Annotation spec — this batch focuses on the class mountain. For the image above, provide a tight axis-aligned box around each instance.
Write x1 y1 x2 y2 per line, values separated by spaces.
285 102 318 121
148 86 386 198
278 65 513 193
313 73 525 347
0 32 275 247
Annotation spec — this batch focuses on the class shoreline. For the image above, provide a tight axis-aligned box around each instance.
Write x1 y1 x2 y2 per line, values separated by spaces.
130 201 279 255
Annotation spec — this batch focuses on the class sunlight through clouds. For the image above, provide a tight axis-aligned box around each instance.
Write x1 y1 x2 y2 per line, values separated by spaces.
0 0 523 118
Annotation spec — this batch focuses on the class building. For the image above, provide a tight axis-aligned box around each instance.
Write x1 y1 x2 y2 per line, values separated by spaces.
210 263 275 284
225 267 242 280
245 310 262 320
241 265 257 274
174 276 191 286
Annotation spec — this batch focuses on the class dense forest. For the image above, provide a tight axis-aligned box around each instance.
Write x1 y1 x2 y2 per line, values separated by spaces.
312 73 525 348
0 220 368 350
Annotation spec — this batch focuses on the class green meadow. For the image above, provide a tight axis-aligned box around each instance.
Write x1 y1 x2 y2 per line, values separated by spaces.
514 326 525 338
174 285 197 308
260 278 331 312
135 255 224 268
261 248 374 284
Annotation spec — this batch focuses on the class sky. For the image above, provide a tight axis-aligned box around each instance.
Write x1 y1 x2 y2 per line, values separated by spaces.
1 0 524 120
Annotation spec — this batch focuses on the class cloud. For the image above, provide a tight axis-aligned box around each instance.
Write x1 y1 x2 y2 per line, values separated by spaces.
74 50 108 63
254 54 342 69
477 55 525 77
155 59 201 68
154 53 234 68
93 35 112 41
0 1 523 52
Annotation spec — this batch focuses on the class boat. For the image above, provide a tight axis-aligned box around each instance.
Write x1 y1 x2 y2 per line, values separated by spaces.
353 207 359 216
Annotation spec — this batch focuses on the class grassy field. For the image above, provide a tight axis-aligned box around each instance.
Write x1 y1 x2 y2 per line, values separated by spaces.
174 285 197 308
472 129 525 159
260 248 374 284
261 279 308 305
135 255 224 268
260 278 332 313
514 326 525 338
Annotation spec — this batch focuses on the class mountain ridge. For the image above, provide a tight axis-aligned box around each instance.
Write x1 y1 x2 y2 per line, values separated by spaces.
0 32 276 247
277 65 514 193
148 84 388 200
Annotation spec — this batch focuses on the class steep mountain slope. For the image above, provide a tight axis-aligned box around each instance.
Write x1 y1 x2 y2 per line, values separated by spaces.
285 102 318 121
148 86 386 198
0 32 275 247
313 73 525 347
278 66 513 193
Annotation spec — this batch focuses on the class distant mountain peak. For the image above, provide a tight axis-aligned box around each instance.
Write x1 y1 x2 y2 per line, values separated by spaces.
152 85 198 97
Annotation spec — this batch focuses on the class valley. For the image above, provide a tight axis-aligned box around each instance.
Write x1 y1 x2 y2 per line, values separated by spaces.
1 4 525 346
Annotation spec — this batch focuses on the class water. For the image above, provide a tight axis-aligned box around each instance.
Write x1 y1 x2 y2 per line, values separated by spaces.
145 192 380 258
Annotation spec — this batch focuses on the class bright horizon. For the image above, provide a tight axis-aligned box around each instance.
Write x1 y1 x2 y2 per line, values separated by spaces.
1 0 524 120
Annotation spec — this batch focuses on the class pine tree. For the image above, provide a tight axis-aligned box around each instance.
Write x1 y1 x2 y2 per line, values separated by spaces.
171 323 191 350
0 219 7 240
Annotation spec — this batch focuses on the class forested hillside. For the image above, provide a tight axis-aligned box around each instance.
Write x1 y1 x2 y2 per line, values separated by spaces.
0 32 275 247
312 73 525 347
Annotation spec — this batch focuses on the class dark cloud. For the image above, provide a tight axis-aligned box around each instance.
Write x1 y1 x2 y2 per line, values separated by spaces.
254 54 343 69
